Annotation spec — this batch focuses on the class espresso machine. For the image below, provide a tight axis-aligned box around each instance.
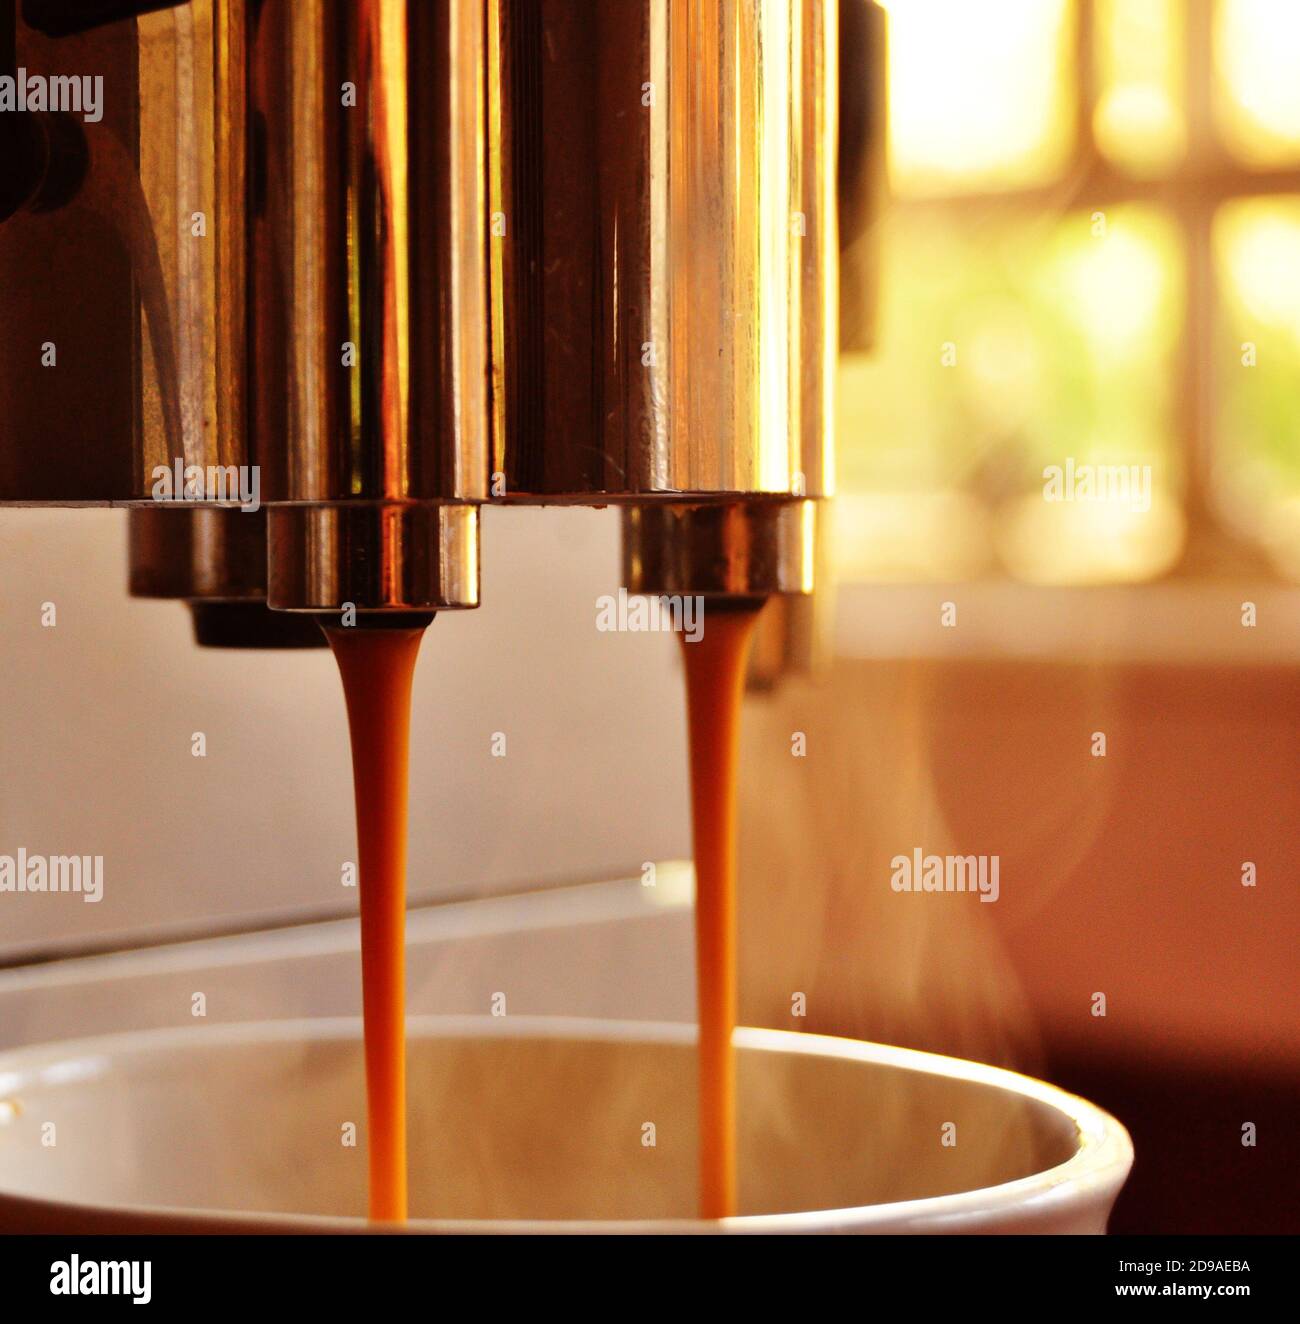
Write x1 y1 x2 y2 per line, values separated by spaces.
1 0 882 651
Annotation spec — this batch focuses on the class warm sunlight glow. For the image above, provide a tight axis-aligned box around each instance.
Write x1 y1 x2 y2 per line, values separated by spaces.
835 204 1180 584
1215 0 1300 166
1261 496 1300 580
831 491 993 581
1213 197 1300 579
836 0 1299 586
997 490 1185 585
1216 198 1300 342
1093 0 1185 176
1053 219 1171 359
881 0 1074 196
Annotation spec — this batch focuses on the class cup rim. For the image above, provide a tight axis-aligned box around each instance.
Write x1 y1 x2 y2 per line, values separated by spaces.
0 1015 1134 1233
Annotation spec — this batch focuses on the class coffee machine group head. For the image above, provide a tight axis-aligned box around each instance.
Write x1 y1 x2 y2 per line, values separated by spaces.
488 0 835 602
1 0 882 638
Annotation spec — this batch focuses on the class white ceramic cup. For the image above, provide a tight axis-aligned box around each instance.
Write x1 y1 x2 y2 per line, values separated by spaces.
0 1016 1131 1233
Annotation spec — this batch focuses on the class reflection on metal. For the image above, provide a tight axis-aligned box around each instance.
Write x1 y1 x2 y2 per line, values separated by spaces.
0 1 872 637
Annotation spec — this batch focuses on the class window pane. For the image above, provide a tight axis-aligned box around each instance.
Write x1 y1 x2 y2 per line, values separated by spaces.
1214 196 1300 578
1214 0 1300 167
882 0 1076 198
1094 0 1185 176
836 205 1184 584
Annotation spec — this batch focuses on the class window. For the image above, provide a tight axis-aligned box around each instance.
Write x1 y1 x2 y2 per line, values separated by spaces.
836 0 1300 585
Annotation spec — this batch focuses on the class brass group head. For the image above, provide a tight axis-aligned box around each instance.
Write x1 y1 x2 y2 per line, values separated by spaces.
0 1 885 640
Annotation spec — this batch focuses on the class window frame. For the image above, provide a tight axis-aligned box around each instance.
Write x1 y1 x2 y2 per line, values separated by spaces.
869 0 1300 581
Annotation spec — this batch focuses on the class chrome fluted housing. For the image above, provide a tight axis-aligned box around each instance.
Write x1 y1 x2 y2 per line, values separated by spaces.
488 0 837 506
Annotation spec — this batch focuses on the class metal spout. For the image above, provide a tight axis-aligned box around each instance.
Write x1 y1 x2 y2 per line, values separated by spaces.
128 505 326 649
0 1 489 628
248 0 490 612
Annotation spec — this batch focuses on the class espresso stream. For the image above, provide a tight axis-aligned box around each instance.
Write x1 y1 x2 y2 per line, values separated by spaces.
679 599 766 1219
327 600 761 1223
325 619 431 1223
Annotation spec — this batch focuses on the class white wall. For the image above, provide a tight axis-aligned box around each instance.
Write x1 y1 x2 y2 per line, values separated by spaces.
0 506 689 956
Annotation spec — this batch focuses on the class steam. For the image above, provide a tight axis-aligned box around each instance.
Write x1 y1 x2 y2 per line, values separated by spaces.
737 658 1052 1075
